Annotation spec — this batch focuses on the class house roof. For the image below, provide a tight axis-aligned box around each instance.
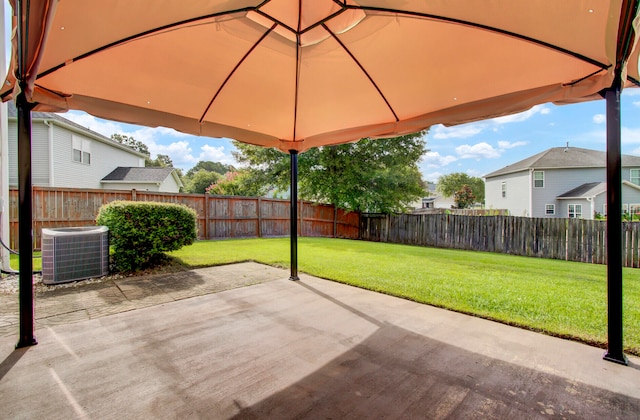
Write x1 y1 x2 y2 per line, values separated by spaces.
7 101 148 159
484 147 640 178
557 182 605 199
101 167 182 187
556 181 640 199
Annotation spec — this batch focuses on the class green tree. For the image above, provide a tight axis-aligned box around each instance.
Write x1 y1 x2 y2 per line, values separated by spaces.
185 161 235 177
232 131 428 213
206 171 266 197
454 184 476 209
146 153 173 167
437 172 485 204
185 169 221 194
110 134 150 155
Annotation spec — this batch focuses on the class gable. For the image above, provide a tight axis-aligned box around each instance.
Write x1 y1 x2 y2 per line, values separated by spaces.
485 147 640 178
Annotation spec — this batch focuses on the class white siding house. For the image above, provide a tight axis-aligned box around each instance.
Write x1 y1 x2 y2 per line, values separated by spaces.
7 101 146 188
6 101 181 192
484 146 640 219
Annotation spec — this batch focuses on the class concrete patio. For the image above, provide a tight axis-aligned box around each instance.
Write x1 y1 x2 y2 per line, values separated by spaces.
1 262 639 419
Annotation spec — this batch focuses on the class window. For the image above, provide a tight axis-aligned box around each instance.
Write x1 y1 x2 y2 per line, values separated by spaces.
501 182 507 198
568 204 582 218
631 169 640 185
72 136 91 164
545 204 555 215
533 171 544 188
630 204 640 216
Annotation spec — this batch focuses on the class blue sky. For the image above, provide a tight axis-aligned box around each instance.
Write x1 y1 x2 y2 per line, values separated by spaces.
57 91 640 183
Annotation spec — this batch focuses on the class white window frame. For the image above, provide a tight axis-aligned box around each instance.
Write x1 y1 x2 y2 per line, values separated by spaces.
631 168 640 185
533 171 544 188
545 204 555 215
72 135 91 165
501 181 506 198
568 204 582 219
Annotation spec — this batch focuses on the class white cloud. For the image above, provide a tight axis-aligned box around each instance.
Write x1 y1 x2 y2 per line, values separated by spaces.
455 142 500 159
490 104 550 124
593 114 606 124
497 140 527 150
622 127 640 145
422 151 457 167
634 101 640 107
198 144 235 164
431 123 486 139
59 111 122 137
423 171 444 183
622 89 640 97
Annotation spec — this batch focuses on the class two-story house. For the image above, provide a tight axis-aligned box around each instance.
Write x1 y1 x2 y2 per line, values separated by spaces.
484 146 640 219
6 101 182 192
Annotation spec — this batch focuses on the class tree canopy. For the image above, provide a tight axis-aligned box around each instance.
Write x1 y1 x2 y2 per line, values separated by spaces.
110 134 176 169
437 172 485 204
453 184 476 209
206 171 265 197
146 154 173 168
232 131 427 213
185 161 235 178
110 134 150 156
184 169 221 194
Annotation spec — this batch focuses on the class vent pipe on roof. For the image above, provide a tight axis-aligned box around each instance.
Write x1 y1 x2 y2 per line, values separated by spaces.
564 141 569 152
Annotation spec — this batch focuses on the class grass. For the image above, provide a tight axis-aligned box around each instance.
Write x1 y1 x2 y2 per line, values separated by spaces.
9 252 42 272
169 237 640 356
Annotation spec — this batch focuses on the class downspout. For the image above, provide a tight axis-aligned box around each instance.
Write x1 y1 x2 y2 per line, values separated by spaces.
44 119 54 186
529 169 533 217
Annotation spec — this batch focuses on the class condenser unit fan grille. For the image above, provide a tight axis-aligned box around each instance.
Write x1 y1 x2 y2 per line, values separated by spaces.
41 226 109 284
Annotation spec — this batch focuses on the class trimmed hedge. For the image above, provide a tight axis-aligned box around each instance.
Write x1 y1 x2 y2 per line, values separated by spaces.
96 201 197 272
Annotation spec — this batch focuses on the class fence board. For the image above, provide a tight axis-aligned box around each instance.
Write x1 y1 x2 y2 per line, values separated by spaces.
359 213 631 267
9 187 359 249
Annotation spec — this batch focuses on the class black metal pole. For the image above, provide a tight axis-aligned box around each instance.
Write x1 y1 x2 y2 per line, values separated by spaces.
289 150 299 281
15 89 37 349
603 77 627 365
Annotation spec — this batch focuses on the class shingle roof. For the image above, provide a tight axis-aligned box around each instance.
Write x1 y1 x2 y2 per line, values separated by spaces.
557 182 605 199
101 167 176 183
484 147 640 178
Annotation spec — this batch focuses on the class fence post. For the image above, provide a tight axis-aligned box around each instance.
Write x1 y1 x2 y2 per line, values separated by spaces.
257 197 262 238
203 193 209 240
131 188 136 201
333 206 338 238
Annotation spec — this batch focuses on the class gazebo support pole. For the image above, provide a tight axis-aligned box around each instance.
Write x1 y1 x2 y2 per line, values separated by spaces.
603 76 627 365
289 150 300 281
15 89 37 349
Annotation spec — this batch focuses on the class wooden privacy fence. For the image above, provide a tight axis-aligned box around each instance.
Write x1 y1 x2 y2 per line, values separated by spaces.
360 213 640 268
8 187 360 250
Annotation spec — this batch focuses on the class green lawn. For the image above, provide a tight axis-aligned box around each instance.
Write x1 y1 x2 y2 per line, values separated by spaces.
169 237 640 355
9 252 42 272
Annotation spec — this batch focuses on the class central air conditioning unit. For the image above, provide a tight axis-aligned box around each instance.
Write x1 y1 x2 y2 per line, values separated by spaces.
41 226 109 284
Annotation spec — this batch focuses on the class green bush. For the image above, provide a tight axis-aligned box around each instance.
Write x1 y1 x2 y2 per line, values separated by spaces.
96 201 197 272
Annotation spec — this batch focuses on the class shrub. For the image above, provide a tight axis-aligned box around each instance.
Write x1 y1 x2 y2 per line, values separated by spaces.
96 201 197 272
